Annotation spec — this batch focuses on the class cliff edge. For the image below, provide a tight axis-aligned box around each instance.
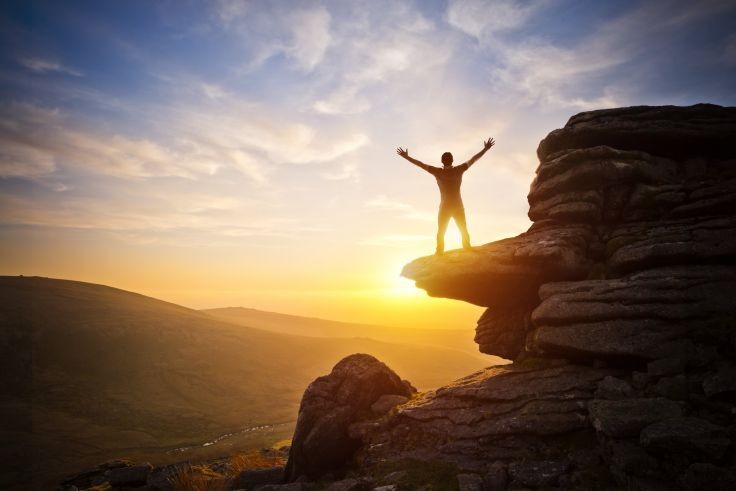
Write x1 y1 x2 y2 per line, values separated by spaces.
286 104 736 490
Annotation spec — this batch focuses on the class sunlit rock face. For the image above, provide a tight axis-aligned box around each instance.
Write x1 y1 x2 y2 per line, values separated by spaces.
403 103 736 362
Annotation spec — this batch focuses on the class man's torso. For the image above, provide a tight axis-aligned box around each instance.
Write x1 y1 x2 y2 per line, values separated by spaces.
431 164 468 205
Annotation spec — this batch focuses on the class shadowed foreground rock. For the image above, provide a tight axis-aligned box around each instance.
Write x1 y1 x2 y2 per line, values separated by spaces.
284 353 415 482
287 104 736 490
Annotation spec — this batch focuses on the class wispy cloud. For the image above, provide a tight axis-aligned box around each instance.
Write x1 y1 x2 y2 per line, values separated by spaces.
20 57 83 76
724 33 736 64
311 1 449 115
447 0 544 38
447 0 736 109
213 1 332 72
0 95 368 184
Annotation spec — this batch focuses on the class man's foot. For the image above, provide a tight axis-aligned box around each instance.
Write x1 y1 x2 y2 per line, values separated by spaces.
463 244 472 250
435 250 444 256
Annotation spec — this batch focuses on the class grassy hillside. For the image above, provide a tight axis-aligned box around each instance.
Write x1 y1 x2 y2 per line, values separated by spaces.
202 307 486 357
0 276 496 490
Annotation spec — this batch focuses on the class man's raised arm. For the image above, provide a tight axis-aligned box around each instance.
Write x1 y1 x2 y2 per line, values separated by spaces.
397 147 435 173
464 137 495 168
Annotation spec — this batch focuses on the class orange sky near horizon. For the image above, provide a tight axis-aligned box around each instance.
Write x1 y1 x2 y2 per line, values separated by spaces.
0 212 513 329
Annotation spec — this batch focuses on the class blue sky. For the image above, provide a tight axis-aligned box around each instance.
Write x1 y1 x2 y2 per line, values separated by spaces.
1 0 735 326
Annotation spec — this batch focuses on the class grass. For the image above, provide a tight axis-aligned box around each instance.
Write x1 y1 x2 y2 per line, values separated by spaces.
373 459 460 491
168 449 287 491
168 464 229 491
230 450 286 474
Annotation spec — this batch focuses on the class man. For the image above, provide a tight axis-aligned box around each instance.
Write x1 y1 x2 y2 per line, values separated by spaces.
397 137 495 254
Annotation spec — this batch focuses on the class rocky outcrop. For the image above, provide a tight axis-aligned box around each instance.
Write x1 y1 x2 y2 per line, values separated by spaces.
286 104 736 490
356 360 614 480
284 354 415 482
403 103 736 362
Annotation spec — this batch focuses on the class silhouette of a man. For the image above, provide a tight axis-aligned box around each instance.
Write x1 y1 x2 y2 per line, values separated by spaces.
397 138 495 255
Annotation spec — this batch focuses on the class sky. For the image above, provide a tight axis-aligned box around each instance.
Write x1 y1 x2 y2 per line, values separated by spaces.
1 0 735 329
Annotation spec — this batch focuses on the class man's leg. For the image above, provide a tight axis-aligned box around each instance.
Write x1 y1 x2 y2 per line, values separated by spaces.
453 206 472 249
436 205 451 254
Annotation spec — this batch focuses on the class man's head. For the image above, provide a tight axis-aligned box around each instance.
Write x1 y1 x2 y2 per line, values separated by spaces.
441 152 453 167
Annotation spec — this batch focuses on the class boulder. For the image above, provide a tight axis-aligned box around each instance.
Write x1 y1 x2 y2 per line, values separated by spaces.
508 460 570 487
482 463 507 491
529 266 736 360
536 104 736 161
370 394 408 414
647 357 686 378
358 362 610 472
255 484 313 491
653 375 689 400
324 478 371 491
607 440 660 478
284 354 414 482
703 364 736 398
401 223 593 308
588 398 682 438
232 466 284 490
640 417 730 462
474 307 531 360
595 376 633 400
107 463 152 487
456 473 483 491
679 463 736 491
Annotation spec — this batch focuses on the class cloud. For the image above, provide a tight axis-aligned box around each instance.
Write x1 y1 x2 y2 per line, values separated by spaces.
447 0 543 38
20 57 83 76
0 184 315 247
445 0 736 110
0 103 204 180
0 107 59 178
285 6 331 71
214 0 251 25
201 82 228 100
321 161 359 181
311 2 450 115
0 96 368 184
212 1 332 72
211 0 451 116
724 33 736 64
366 195 433 221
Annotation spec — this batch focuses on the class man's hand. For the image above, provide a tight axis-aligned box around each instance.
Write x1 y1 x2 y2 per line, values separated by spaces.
397 147 434 173
465 137 495 168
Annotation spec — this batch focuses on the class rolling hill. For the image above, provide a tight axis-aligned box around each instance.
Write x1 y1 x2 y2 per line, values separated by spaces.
0 276 498 489
202 307 485 358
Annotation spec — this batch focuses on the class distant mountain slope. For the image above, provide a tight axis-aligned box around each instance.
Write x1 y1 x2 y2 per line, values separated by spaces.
0 276 495 490
202 307 487 357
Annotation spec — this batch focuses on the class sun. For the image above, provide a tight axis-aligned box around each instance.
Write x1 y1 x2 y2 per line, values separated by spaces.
381 257 425 298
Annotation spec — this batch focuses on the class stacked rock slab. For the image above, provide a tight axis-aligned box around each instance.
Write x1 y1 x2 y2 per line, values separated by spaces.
390 104 736 489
